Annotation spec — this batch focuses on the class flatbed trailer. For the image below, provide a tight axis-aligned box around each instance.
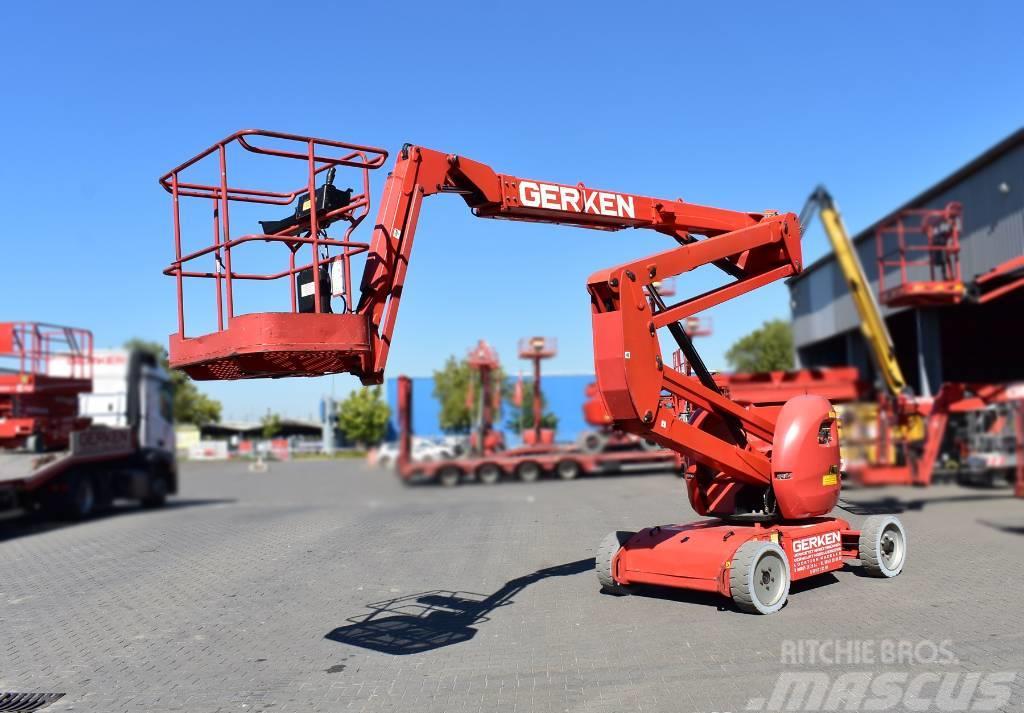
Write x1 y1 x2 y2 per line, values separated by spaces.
394 375 679 486
0 425 175 518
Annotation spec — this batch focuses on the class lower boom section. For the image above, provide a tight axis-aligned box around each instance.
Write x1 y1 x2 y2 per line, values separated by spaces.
598 515 907 614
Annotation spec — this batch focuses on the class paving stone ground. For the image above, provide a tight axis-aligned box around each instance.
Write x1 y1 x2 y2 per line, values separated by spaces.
1 459 1022 712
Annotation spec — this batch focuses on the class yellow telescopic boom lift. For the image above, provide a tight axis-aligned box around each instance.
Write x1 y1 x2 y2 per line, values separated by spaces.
799 186 908 398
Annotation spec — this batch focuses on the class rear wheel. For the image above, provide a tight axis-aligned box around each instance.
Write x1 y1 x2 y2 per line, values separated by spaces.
516 461 542 483
859 515 907 577
730 540 790 614
640 438 661 452
596 530 635 595
58 474 96 521
476 463 502 485
437 466 462 488
555 459 581 480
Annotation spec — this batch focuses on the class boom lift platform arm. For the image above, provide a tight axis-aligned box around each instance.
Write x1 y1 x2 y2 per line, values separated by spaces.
163 132 908 613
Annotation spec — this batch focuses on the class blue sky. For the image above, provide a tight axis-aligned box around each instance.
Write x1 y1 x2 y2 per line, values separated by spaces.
2 1 1021 420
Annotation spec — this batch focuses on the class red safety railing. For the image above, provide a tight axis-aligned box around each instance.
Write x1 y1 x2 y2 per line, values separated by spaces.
0 322 93 382
160 130 388 339
875 202 964 307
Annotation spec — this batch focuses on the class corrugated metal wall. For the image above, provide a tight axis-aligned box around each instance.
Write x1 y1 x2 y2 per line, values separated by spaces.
790 140 1024 370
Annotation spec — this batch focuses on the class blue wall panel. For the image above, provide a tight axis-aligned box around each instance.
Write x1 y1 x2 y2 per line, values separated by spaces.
386 374 595 445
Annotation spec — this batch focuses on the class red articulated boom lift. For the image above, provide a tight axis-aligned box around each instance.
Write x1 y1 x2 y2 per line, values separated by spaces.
161 130 907 613
580 312 708 454
517 337 557 447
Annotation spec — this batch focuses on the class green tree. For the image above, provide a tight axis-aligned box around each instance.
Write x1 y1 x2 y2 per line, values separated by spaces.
337 386 390 446
124 339 222 425
261 412 283 440
725 319 794 373
505 384 558 434
431 355 507 434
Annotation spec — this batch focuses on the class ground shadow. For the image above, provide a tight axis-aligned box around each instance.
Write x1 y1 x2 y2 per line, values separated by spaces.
0 498 236 543
837 491 1014 515
977 518 1024 536
325 558 594 655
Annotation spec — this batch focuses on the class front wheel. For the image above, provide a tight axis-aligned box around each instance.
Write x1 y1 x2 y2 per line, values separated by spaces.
141 474 169 509
596 530 635 595
859 515 907 577
730 540 790 614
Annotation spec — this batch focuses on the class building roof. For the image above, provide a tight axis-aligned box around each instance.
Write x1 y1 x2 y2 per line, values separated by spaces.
789 126 1024 285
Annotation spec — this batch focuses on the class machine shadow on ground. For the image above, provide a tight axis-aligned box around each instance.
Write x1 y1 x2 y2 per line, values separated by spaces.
977 517 1024 536
837 490 1015 515
325 558 594 655
0 498 236 543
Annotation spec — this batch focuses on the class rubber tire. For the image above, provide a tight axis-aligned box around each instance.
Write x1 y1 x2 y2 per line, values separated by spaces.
640 439 661 452
578 431 607 455
437 466 462 488
859 515 907 577
516 461 542 482
476 463 502 485
596 530 636 595
555 459 581 480
730 540 791 615
141 474 169 509
61 474 97 521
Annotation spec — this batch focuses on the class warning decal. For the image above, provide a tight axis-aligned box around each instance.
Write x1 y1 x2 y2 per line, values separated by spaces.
791 531 842 575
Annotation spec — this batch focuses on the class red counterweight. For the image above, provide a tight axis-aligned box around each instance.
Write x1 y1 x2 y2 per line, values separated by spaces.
161 132 908 613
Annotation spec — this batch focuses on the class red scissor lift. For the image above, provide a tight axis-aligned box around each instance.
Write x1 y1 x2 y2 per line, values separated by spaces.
162 130 909 613
0 323 93 451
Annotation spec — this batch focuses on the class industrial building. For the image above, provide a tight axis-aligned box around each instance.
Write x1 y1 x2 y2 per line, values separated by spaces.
789 128 1024 395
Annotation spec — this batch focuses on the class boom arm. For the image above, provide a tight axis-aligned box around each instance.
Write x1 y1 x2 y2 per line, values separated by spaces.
357 145 787 382
354 144 804 491
800 186 907 396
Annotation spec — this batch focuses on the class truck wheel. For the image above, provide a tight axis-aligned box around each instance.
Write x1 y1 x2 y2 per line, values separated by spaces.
437 466 461 488
555 459 581 480
61 475 97 520
516 461 542 482
476 463 502 485
141 475 169 509
730 540 790 614
578 431 607 454
640 438 661 452
858 515 907 577
596 530 635 595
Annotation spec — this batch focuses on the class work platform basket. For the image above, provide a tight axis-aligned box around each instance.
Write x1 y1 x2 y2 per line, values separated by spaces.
875 202 964 307
160 130 388 380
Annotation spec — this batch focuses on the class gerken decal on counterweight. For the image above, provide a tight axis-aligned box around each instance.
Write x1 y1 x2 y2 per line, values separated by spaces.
792 530 842 574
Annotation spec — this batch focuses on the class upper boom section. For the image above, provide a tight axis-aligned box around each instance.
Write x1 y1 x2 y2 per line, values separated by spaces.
355 144 774 382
